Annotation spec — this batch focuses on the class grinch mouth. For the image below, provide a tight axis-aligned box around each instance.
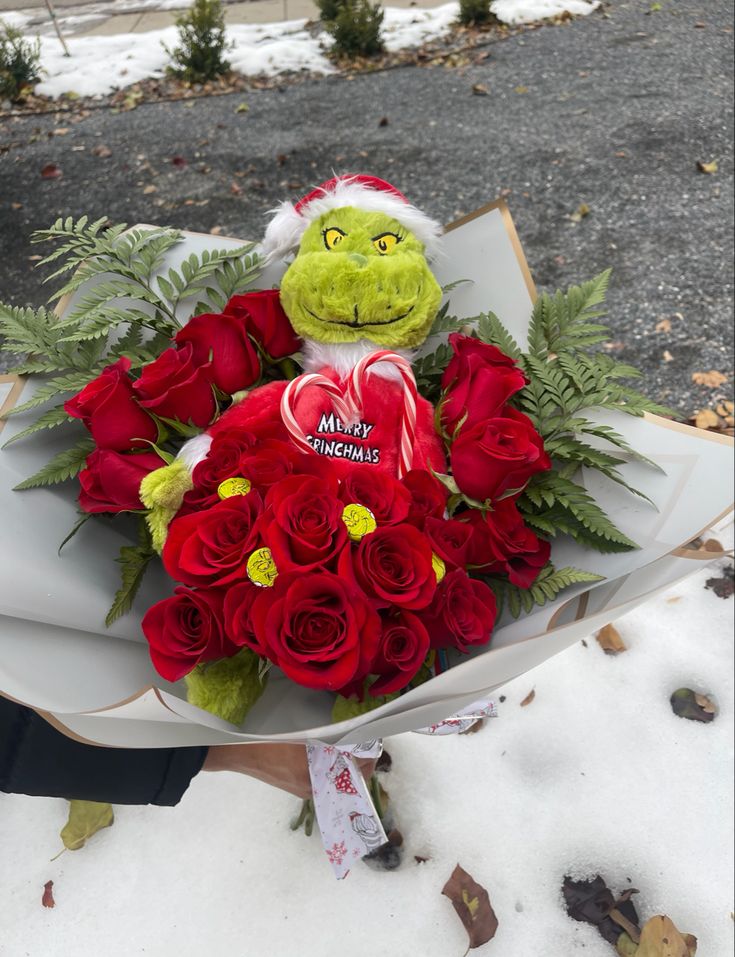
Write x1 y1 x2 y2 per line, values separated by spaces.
305 304 415 329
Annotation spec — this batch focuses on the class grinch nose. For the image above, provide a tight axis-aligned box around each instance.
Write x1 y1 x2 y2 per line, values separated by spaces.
347 253 368 268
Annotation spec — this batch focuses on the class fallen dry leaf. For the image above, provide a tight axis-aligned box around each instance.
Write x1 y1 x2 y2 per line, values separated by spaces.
655 317 672 333
142 184 157 194
596 623 627 655
570 202 591 223
663 350 674 363
209 225 224 235
563 875 641 946
41 163 61 179
235 101 249 113
520 688 535 707
471 82 488 95
11 202 22 210
716 401 734 417
670 688 716 723
230 180 243 196
59 799 114 852
705 566 734 599
693 408 721 429
42 880 55 908
696 159 718 174
632 914 697 956
92 144 112 158
691 370 727 388
442 864 498 949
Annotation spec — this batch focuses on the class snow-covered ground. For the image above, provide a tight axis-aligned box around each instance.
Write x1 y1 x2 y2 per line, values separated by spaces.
1 529 732 956
2 0 601 100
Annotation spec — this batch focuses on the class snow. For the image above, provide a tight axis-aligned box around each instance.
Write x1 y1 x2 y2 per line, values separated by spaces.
1 529 732 956
10 0 603 100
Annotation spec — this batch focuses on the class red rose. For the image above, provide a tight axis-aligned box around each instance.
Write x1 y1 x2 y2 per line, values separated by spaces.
175 311 261 396
224 290 301 359
370 610 430 696
423 516 474 569
162 493 263 587
342 523 436 610
441 333 527 434
421 569 497 652
463 502 551 588
178 429 260 515
339 465 411 525
238 439 310 491
401 469 448 529
78 449 165 514
64 357 157 451
450 406 551 503
142 586 236 681
223 581 266 656
133 342 216 428
250 571 381 691
262 474 348 572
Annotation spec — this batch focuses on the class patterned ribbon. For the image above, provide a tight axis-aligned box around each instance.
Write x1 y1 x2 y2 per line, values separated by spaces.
280 351 418 479
307 697 496 878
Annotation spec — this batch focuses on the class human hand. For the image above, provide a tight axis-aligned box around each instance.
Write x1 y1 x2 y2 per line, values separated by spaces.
203 742 376 799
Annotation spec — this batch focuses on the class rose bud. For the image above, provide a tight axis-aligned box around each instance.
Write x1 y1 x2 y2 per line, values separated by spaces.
370 610 430 696
342 523 436 610
262 473 348 572
339 465 411 526
64 357 157 451
250 571 381 691
133 342 216 428
162 492 264 587
420 569 497 652
462 500 551 588
142 586 236 682
78 449 166 514
450 406 551 503
175 311 261 396
401 469 448 529
224 289 301 359
441 333 527 434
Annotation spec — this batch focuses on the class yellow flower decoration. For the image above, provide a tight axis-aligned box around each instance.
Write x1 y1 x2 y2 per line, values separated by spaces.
432 553 446 583
217 476 252 500
246 547 278 587
342 503 377 542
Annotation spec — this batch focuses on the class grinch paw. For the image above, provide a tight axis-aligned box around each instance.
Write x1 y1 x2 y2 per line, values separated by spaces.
139 461 193 553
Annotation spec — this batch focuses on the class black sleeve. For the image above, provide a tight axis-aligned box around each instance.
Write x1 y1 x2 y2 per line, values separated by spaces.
0 694 208 806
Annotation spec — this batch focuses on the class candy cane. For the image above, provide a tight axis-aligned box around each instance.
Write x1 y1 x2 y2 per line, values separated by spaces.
280 372 356 456
348 350 418 479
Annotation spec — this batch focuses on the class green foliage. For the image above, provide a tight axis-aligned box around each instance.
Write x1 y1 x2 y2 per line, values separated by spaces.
456 0 497 27
327 0 384 58
316 0 346 22
105 521 155 626
468 270 675 560
0 217 259 477
0 20 41 101
13 438 94 490
165 0 232 82
331 687 398 723
489 564 604 619
186 649 266 724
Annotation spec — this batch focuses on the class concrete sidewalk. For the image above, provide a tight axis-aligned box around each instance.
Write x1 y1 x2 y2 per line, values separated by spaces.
1 0 444 35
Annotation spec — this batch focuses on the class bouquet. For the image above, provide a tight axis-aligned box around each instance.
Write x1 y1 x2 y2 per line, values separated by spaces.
0 176 673 732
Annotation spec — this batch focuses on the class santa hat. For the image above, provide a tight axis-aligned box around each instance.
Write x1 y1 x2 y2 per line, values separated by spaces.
261 174 443 262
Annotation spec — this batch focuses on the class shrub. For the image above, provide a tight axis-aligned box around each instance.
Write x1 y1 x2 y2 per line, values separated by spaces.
316 0 346 23
457 0 497 27
328 0 384 58
0 21 42 101
166 0 232 83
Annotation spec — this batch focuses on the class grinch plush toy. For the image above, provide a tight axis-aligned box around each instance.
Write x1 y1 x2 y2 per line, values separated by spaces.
142 175 448 544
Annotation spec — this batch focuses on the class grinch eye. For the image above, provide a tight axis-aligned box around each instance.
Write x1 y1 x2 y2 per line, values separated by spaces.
323 227 346 250
372 232 400 255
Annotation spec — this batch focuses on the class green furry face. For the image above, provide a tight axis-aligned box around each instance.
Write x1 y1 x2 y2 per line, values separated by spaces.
279 207 442 349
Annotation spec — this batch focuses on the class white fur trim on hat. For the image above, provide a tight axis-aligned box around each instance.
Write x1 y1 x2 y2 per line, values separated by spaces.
261 177 443 262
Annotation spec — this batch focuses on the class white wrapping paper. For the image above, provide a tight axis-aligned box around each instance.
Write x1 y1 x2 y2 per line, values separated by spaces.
1 201 733 749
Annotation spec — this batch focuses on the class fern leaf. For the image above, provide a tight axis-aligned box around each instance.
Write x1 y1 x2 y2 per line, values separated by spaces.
2 405 74 448
105 523 155 626
13 438 95 490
